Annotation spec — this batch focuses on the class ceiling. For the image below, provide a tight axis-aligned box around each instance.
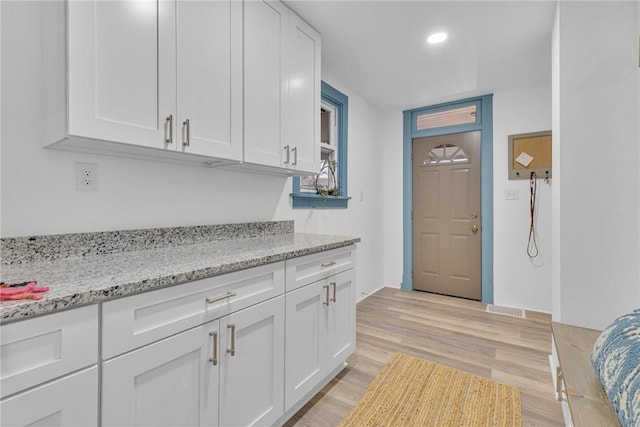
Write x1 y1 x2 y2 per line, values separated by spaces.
285 1 556 112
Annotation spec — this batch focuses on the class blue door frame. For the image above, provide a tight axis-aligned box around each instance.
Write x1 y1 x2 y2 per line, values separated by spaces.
402 94 494 303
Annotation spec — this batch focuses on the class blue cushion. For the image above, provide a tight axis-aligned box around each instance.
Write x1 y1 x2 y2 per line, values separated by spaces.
591 309 640 427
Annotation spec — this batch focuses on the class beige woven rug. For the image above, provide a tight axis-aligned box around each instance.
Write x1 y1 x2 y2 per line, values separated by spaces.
339 353 522 427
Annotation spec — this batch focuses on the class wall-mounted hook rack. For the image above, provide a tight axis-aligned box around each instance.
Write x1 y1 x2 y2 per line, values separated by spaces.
508 130 552 180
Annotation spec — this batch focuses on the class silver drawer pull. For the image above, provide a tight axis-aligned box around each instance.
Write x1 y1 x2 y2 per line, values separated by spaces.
206 292 236 304
330 282 337 303
182 118 190 146
323 285 330 306
209 331 218 366
227 324 236 356
164 115 173 144
321 261 336 268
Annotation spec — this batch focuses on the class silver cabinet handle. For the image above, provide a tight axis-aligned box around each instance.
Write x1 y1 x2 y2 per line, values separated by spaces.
291 147 297 166
209 331 218 366
321 261 336 268
164 115 173 144
331 282 337 303
323 285 330 306
206 291 236 304
284 145 290 165
227 324 236 356
182 118 190 146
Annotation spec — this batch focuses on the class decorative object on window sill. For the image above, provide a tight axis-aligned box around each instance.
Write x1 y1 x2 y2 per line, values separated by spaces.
315 160 340 200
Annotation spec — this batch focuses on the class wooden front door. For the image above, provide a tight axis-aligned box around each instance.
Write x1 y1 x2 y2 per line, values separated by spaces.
412 131 481 300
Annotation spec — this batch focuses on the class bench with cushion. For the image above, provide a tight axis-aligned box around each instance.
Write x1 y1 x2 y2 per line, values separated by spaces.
551 322 620 426
591 309 640 427
551 309 640 427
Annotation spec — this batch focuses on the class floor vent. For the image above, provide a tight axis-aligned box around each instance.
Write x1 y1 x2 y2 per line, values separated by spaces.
486 304 526 319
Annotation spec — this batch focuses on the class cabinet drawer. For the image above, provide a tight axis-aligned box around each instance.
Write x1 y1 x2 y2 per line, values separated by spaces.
1 366 98 427
0 305 98 399
102 262 285 359
285 246 356 292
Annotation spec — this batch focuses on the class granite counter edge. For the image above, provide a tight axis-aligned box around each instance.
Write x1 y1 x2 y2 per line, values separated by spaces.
0 238 360 324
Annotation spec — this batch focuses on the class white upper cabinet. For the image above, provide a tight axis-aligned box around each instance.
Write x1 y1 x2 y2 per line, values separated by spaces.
285 11 321 174
64 0 242 162
51 0 319 172
244 1 321 175
243 0 288 169
176 1 243 159
67 0 175 149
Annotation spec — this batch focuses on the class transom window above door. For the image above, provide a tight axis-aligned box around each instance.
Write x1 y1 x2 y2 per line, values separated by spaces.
423 144 470 166
416 105 477 131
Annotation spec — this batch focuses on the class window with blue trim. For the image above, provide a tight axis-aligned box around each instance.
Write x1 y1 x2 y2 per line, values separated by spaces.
292 81 349 209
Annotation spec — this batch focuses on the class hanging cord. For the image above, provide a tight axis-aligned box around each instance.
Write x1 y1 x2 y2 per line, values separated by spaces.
527 171 539 258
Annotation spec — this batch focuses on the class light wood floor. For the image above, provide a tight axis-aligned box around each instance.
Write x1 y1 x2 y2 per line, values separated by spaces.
286 287 564 426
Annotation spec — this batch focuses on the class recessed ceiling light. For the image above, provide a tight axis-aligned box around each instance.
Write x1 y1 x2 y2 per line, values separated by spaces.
427 32 448 44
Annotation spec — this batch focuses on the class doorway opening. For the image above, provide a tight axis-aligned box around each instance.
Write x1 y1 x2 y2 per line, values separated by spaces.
402 95 494 303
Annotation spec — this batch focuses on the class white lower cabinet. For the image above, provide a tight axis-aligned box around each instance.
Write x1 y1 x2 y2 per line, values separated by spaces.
102 322 219 426
102 295 285 427
0 248 354 427
284 269 356 412
285 281 327 410
326 270 356 371
0 366 98 427
219 296 285 426
0 305 99 427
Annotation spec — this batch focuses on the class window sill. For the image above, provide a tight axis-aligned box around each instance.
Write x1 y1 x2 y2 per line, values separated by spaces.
291 193 350 209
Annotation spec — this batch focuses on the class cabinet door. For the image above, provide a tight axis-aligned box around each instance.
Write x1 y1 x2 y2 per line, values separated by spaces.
285 11 321 174
243 0 288 168
102 322 219 427
176 0 242 160
1 366 98 427
326 269 356 373
284 282 327 411
219 296 285 426
67 0 175 148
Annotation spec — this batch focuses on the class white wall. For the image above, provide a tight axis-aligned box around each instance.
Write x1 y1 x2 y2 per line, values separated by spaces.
551 3 562 320
637 0 640 308
492 84 552 313
0 2 387 298
553 1 640 329
0 0 3 239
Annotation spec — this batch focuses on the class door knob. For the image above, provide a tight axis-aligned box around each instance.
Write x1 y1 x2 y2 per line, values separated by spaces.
471 225 479 233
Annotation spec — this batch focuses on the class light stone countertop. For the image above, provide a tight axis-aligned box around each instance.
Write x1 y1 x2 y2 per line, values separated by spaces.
0 232 359 323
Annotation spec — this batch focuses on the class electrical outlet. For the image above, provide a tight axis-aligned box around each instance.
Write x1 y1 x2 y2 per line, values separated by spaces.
505 189 519 200
76 162 98 191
